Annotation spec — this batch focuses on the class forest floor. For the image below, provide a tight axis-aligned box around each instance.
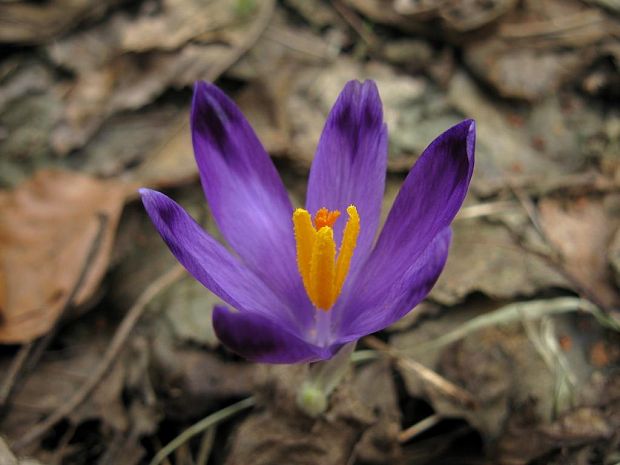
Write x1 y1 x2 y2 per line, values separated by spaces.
0 0 619 464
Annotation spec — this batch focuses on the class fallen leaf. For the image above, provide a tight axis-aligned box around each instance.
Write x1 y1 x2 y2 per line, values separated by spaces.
0 170 129 343
464 41 587 101
431 217 566 305
0 325 160 465
352 361 401 464
120 0 242 52
225 364 377 465
77 103 190 183
350 0 518 35
463 1 610 101
0 0 120 44
46 0 274 156
151 344 257 421
538 196 620 309
448 73 573 195
391 300 613 463
127 114 197 189
0 60 62 188
0 437 46 465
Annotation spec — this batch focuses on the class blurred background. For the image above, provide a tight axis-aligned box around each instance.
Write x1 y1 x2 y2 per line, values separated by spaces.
0 0 619 464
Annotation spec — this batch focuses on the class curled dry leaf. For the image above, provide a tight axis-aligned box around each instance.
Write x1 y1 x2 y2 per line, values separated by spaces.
0 170 129 343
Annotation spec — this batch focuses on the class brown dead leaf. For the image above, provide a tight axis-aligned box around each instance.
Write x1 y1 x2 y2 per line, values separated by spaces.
350 0 518 36
0 437 45 465
0 170 129 343
538 196 620 309
47 0 274 156
0 326 159 464
431 217 566 305
463 1 611 101
0 0 120 44
120 0 241 52
225 364 376 465
127 115 196 189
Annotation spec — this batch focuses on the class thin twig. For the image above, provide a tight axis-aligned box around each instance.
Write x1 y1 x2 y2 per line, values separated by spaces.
50 422 77 465
149 397 256 465
455 200 517 220
363 336 477 408
12 264 186 451
398 413 442 443
0 342 32 412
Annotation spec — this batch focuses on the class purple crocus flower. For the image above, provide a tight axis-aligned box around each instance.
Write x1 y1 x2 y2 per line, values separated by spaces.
140 80 475 364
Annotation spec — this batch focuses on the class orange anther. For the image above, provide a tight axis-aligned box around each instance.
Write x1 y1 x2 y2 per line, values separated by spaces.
314 208 341 229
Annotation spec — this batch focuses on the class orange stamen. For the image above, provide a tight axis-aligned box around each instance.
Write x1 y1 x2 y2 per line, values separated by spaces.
292 205 360 311
314 208 341 229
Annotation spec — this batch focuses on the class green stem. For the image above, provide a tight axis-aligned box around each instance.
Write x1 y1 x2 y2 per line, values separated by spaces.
297 342 356 417
149 397 256 465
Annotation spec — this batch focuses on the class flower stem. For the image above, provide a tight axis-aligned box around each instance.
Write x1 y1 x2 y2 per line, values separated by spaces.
296 342 356 417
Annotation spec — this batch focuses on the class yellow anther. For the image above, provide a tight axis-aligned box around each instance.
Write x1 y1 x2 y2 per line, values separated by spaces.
309 227 336 310
335 205 360 297
292 205 361 311
293 209 315 293
314 208 340 229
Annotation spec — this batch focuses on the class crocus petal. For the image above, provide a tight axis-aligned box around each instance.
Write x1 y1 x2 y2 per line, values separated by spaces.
213 306 336 364
191 82 312 326
346 119 475 310
306 80 388 283
140 189 300 329
337 228 451 341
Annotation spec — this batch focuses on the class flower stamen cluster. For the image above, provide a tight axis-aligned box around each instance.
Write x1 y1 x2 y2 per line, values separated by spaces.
293 206 360 311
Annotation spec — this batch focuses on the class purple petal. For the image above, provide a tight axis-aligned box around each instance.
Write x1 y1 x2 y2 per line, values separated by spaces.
213 306 336 364
140 189 301 330
306 80 388 282
345 119 474 311
191 82 312 326
337 228 451 340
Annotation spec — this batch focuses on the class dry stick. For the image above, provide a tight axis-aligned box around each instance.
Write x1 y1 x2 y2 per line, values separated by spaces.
398 413 443 443
0 214 108 419
455 200 518 221
363 336 477 408
12 264 186 451
0 343 33 410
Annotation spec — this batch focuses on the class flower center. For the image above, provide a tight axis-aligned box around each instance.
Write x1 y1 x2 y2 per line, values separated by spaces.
292 205 360 311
